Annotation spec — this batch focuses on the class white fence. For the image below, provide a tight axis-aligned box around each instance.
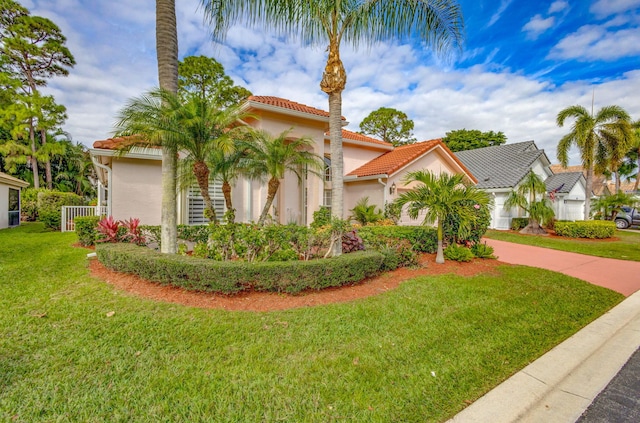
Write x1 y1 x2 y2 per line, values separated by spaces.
61 206 108 232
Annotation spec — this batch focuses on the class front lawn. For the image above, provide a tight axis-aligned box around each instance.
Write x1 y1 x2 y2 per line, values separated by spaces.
0 223 623 422
484 229 640 261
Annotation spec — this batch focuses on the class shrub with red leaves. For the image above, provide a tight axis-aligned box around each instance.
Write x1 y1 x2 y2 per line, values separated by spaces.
97 216 121 243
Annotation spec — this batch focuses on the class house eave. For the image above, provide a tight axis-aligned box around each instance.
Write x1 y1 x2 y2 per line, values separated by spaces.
344 174 388 182
243 100 350 126
89 147 162 160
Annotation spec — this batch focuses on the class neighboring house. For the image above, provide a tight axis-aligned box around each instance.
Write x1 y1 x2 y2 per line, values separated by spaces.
0 172 29 229
545 172 587 221
549 164 610 197
90 95 475 226
455 141 586 229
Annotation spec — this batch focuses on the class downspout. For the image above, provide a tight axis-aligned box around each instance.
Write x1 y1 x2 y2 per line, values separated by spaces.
91 156 112 217
378 178 387 206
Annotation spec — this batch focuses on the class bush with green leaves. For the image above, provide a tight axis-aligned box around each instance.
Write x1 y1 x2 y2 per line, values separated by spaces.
554 220 615 239
365 235 418 270
349 196 383 225
444 243 475 262
96 243 384 294
384 201 402 224
443 200 491 245
21 188 48 221
311 206 331 229
470 242 496 259
510 218 529 231
37 191 85 230
358 225 438 253
74 216 101 246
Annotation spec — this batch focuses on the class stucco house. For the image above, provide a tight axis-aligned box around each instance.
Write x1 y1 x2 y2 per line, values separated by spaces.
0 171 29 229
455 141 587 229
90 95 476 226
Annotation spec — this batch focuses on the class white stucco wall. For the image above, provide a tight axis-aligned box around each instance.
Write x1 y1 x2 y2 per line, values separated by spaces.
0 180 25 229
111 158 162 225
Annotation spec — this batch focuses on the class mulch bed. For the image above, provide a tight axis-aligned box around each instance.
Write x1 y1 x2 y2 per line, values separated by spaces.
87 253 505 312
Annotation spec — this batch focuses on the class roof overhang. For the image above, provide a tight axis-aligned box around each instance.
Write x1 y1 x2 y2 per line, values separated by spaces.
89 146 162 161
344 174 388 182
242 99 349 126
0 172 29 188
325 136 394 151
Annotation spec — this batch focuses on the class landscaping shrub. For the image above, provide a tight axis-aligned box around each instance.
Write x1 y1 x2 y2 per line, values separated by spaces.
444 243 475 262
74 216 101 246
140 224 209 249
471 242 496 259
510 217 529 231
21 188 47 221
342 230 364 253
358 225 438 253
370 237 418 270
96 243 384 294
310 206 331 229
37 191 84 230
554 220 615 239
443 200 491 245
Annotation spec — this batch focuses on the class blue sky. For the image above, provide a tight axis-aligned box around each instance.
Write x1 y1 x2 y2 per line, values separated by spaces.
23 0 640 164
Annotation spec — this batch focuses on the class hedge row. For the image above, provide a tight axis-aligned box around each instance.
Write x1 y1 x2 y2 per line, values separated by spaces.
96 243 384 294
357 225 438 253
554 220 616 239
38 191 84 230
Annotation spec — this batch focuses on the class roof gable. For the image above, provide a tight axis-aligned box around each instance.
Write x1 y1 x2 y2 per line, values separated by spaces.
246 96 345 121
455 141 550 189
545 172 584 193
347 139 476 182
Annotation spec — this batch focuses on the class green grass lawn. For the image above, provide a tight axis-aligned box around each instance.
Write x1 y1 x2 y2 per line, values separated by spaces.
484 229 640 261
0 223 623 422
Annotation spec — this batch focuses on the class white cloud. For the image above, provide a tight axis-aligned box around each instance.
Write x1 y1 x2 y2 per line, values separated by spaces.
548 0 569 14
549 25 640 61
488 0 515 27
590 0 640 18
523 14 556 39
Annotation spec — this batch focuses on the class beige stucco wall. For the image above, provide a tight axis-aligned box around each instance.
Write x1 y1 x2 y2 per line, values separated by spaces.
0 184 11 229
344 179 386 221
111 158 162 225
337 141 389 175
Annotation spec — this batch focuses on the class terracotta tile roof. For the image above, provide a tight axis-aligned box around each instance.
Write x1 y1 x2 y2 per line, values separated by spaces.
338 129 393 147
347 139 475 181
93 135 150 150
247 96 345 120
607 181 638 194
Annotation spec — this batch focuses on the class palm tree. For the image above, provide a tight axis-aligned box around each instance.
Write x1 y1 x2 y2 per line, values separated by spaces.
504 170 555 235
156 0 179 253
557 104 632 218
201 0 464 255
395 171 490 264
240 129 323 225
349 196 383 226
208 146 246 224
114 88 252 224
628 120 640 191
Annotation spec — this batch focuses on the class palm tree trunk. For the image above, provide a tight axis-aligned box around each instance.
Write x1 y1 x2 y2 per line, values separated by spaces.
585 166 594 219
436 220 444 264
258 177 279 225
156 0 178 254
40 128 53 189
222 180 234 223
29 119 40 189
193 160 217 223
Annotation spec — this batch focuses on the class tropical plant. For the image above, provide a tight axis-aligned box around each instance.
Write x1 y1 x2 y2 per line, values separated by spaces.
591 192 638 221
349 196 383 225
240 128 324 225
557 104 632 217
394 171 490 264
156 0 179 254
96 216 121 243
359 107 416 146
207 146 246 224
504 170 555 235
114 88 252 224
627 119 640 191
201 0 464 256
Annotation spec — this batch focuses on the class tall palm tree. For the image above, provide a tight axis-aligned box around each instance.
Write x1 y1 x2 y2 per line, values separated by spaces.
240 129 323 225
629 120 640 191
156 0 179 253
114 88 252 224
504 170 555 235
395 171 490 264
557 104 632 218
201 0 464 255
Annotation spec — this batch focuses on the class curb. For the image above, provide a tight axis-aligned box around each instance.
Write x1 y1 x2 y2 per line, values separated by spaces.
446 290 640 423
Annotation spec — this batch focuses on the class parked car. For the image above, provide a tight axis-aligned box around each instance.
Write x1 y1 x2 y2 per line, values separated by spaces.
614 206 640 229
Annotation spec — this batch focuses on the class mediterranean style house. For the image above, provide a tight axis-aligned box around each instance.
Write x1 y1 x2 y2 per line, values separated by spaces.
455 141 587 229
0 171 28 229
90 96 476 226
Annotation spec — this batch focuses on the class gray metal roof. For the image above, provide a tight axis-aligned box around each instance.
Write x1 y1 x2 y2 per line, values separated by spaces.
545 172 583 193
454 141 548 189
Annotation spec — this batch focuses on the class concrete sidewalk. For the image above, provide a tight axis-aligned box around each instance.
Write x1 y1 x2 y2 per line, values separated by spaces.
446 239 640 422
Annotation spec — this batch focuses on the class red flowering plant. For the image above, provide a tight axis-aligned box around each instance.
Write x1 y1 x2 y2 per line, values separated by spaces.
121 218 146 246
96 216 121 243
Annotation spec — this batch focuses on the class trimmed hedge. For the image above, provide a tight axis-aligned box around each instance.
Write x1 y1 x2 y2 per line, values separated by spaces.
38 191 84 230
510 217 529 231
358 225 438 253
75 216 101 246
96 243 384 294
140 224 209 247
554 220 616 239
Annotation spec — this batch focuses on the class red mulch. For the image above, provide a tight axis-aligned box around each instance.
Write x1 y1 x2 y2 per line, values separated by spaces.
87 253 505 312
